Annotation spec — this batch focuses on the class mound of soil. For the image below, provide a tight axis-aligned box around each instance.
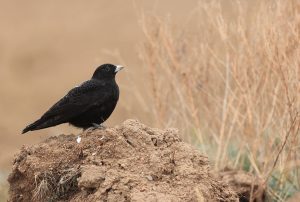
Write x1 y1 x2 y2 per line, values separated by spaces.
8 120 238 201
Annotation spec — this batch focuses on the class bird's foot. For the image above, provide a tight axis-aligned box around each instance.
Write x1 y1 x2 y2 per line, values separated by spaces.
85 123 106 133
92 123 106 129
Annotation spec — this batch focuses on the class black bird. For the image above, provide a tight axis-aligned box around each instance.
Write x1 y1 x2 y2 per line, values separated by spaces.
22 64 124 134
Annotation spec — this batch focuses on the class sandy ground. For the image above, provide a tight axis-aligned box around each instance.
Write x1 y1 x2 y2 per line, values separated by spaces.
0 0 199 171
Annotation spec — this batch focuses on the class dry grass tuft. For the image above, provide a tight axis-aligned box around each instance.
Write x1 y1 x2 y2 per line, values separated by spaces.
33 167 80 201
139 0 300 200
33 171 56 201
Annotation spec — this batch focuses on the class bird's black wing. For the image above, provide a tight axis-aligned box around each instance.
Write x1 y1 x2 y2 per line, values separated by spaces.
22 80 111 133
41 80 110 122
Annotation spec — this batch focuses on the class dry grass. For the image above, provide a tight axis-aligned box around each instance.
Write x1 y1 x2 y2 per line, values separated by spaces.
33 168 80 201
139 0 300 201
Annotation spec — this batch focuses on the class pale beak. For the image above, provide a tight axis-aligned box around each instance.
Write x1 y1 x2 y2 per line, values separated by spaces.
115 65 124 73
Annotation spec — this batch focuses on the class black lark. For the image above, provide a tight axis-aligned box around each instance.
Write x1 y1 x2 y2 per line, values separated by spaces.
22 64 124 134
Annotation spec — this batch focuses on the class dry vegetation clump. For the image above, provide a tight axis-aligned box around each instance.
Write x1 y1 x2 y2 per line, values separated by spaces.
139 0 300 201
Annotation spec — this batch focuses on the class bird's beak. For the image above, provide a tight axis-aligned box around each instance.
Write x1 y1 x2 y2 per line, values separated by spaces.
115 65 124 73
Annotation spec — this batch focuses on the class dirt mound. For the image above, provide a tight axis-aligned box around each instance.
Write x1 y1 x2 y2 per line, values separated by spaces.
8 120 237 201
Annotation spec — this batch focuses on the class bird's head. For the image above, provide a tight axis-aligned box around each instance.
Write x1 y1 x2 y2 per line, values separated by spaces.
92 64 124 80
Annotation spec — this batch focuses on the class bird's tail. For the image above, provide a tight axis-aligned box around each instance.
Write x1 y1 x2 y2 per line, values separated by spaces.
22 119 46 134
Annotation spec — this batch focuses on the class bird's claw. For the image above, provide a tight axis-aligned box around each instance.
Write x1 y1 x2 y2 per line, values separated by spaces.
92 123 106 129
85 123 106 133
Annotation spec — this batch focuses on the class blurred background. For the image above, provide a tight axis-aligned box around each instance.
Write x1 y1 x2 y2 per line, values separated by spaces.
1 0 299 201
0 0 199 170
0 0 200 199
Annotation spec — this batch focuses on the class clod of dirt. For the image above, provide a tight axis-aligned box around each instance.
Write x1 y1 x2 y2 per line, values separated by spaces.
219 168 265 202
8 120 238 202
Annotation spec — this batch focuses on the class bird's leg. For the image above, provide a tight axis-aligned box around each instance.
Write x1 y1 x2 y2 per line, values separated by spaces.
92 123 106 129
85 123 106 133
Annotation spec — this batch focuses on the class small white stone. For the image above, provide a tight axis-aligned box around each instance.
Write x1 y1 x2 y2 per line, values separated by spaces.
76 136 81 144
146 175 153 181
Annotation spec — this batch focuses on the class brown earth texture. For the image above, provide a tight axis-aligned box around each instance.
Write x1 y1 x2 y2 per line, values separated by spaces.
8 120 239 202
